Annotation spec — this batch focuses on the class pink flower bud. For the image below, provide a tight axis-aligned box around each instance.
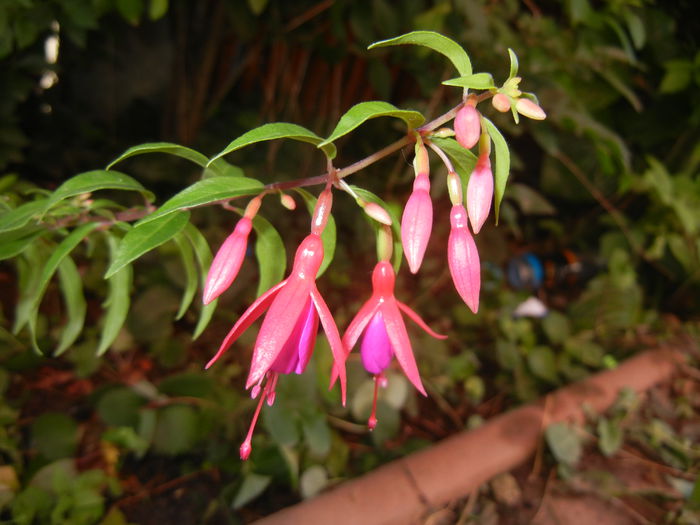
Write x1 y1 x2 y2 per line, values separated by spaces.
401 173 433 274
466 155 493 234
448 205 481 313
364 202 392 226
280 193 296 210
492 93 511 113
454 105 481 150
515 98 546 120
202 217 253 304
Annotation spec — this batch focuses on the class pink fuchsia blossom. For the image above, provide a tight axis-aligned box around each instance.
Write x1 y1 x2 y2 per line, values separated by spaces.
448 204 481 314
401 173 433 273
341 261 446 428
515 98 546 120
466 153 493 234
205 232 346 459
202 217 253 305
454 104 481 150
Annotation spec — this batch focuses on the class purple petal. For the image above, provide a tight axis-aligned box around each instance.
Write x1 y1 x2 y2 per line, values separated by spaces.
360 312 393 375
270 298 319 375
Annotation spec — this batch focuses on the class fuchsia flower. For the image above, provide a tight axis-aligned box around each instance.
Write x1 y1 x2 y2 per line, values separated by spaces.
454 104 481 150
466 153 493 234
448 204 481 314
206 232 347 460
401 173 433 273
202 217 253 305
341 261 446 429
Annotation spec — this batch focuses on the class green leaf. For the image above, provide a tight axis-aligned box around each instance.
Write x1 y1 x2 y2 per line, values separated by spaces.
252 215 286 297
148 0 168 20
350 185 403 272
13 244 43 334
527 346 558 383
246 0 269 15
96 234 133 355
232 473 272 509
152 405 200 455
542 311 571 344
24 223 99 347
173 232 198 320
31 413 78 460
368 31 472 77
136 176 263 226
430 137 478 194
45 171 154 213
209 122 336 163
319 101 425 146
183 224 217 339
0 199 49 233
106 142 208 170
0 230 45 260
300 465 328 499
508 48 519 79
301 413 331 458
295 189 336 277
597 417 623 457
545 422 582 466
105 211 190 278
442 73 495 90
483 118 510 224
54 256 87 356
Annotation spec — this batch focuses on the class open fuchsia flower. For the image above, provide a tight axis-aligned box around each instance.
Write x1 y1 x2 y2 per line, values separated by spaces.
341 260 446 429
454 103 481 150
448 204 481 314
401 141 433 274
205 190 346 460
466 147 494 235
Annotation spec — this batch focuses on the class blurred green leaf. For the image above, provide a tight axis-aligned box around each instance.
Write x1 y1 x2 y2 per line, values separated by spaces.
542 311 570 344
545 422 582 466
0 230 45 260
483 118 510 224
263 398 300 447
152 405 200 455
246 0 268 15
54 256 87 356
369 31 472 76
183 224 217 339
173 232 198 320
31 413 78 460
319 101 425 146
597 417 623 456
105 211 189 278
300 465 328 499
301 412 331 458
527 346 558 383
253 214 287 297
135 177 262 226
96 234 133 356
148 0 168 20
210 122 336 162
232 473 271 509
0 199 48 233
97 388 146 428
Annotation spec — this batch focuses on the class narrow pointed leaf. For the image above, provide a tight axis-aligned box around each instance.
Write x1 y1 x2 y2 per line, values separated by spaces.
369 31 472 77
0 230 45 260
508 48 519 79
107 142 209 169
482 118 510 224
97 234 133 355
135 176 263 226
442 73 495 90
209 122 337 163
183 224 217 339
319 102 425 146
252 215 286 297
55 256 87 356
45 171 155 213
295 189 335 277
173 232 198 320
0 199 49 233
430 136 478 194
13 244 43 334
105 211 190 278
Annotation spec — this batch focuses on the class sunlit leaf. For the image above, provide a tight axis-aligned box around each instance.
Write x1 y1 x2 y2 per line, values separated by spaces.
106 142 209 169
295 189 336 277
442 73 495 90
135 176 263 226
368 31 472 76
54 256 87 356
319 101 425 146
105 211 190 278
209 122 336 163
482 118 510 224
253 215 286 296
96 235 133 356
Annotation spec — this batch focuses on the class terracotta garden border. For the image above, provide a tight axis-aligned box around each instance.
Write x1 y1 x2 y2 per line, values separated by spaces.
256 347 683 525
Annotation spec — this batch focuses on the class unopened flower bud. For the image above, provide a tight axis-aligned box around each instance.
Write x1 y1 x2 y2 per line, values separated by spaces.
203 217 253 305
466 154 493 234
492 93 511 113
364 202 392 226
448 205 481 313
515 98 546 120
401 173 433 274
280 193 296 210
413 141 430 175
454 104 481 150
